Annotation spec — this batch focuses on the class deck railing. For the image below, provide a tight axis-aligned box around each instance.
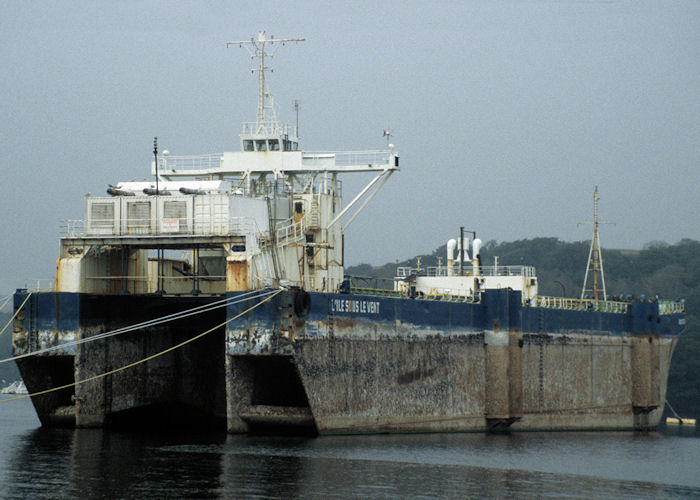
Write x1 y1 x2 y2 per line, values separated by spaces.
275 218 305 245
535 296 685 314
396 265 536 278
157 154 224 171
342 288 685 315
61 216 266 239
24 279 56 292
535 296 630 313
303 150 393 167
658 300 686 314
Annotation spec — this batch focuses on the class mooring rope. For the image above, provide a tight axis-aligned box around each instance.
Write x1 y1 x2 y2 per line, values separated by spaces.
0 288 277 364
0 292 33 338
665 400 682 420
0 288 283 403
0 294 13 313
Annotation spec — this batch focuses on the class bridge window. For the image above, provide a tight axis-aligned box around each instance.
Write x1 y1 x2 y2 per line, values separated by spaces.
243 140 254 152
269 139 279 151
255 140 267 151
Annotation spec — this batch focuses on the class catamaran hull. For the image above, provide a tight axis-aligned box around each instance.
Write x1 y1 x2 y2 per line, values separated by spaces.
12 288 682 434
225 289 683 434
12 291 227 429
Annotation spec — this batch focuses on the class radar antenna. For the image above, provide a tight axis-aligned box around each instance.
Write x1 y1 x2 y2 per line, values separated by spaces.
226 31 304 135
578 186 614 300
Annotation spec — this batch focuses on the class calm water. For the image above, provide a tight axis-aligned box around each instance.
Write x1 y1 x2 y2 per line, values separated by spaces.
1 395 699 499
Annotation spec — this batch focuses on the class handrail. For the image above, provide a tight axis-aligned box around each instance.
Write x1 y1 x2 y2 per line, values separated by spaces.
158 153 224 170
83 275 226 282
275 218 305 245
303 150 392 167
396 265 537 278
152 149 392 170
350 286 402 297
658 300 685 314
61 215 264 239
24 279 55 292
536 296 685 314
535 296 630 313
241 122 297 137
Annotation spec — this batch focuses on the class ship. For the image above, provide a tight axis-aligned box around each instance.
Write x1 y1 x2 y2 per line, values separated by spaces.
11 33 685 434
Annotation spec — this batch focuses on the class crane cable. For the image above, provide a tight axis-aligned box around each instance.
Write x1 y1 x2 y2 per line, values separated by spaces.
0 288 283 403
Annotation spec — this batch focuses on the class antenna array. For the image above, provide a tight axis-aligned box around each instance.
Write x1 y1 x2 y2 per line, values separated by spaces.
226 31 305 135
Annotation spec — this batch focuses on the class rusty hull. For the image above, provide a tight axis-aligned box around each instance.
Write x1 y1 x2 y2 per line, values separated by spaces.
225 289 681 434
12 292 228 430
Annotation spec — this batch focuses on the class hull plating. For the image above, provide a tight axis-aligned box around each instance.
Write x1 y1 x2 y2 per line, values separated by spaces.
12 291 227 429
12 288 683 434
225 289 682 434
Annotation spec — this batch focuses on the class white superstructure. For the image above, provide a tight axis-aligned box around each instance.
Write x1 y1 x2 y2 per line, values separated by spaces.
56 32 398 296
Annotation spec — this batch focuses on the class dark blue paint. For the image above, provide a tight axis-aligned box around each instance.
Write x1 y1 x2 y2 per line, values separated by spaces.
14 291 227 336
19 289 681 340
227 288 684 338
14 291 81 334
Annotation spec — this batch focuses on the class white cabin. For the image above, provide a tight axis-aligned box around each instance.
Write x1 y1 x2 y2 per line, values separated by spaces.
393 238 538 303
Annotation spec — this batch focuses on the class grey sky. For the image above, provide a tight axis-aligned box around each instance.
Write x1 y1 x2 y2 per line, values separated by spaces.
1 1 698 294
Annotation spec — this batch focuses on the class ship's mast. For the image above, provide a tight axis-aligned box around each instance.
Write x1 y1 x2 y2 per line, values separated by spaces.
227 31 304 135
156 33 399 237
579 186 613 300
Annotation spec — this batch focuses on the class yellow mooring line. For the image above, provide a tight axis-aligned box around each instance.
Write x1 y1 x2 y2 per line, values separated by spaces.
0 288 282 403
0 292 33 338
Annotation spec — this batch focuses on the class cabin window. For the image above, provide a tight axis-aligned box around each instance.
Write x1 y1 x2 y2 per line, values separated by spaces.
243 140 254 152
269 139 280 151
255 140 267 151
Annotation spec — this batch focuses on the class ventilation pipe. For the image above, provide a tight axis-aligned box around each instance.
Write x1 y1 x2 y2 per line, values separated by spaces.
459 237 470 263
472 238 482 277
458 227 471 276
446 239 456 276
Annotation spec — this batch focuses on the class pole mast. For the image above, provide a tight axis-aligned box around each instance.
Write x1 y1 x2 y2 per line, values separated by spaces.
579 186 614 300
226 31 305 135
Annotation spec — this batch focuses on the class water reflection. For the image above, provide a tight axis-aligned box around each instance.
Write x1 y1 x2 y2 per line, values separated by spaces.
213 433 699 499
2 424 699 499
5 427 226 498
